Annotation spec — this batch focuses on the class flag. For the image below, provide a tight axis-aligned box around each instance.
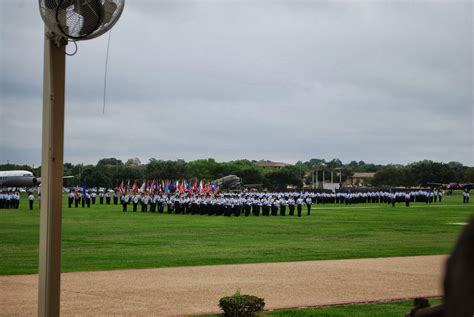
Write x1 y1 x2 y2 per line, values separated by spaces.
132 180 138 193
170 179 177 193
150 180 156 194
164 180 169 193
140 179 146 193
118 180 124 194
188 180 194 194
82 181 87 194
211 181 217 193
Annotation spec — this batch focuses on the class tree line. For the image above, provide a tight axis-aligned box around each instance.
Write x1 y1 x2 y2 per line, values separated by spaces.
1 158 473 190
370 161 474 187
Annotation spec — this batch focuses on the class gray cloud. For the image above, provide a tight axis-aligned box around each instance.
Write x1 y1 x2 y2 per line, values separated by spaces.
1 0 472 166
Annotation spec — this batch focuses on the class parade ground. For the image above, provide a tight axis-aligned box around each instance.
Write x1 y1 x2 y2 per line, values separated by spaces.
0 193 472 315
0 255 444 316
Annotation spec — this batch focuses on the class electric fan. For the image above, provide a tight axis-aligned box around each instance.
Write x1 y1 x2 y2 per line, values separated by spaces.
39 0 124 41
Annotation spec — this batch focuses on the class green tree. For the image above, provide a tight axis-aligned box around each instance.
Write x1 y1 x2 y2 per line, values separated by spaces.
145 159 187 180
0 164 34 172
263 166 302 191
97 157 123 167
371 165 408 186
125 157 141 167
113 166 144 185
462 167 474 183
326 158 343 169
234 167 263 185
186 159 219 180
408 160 450 186
79 165 111 188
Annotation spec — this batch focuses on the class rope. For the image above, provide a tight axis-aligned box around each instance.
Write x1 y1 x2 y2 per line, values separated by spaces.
102 30 112 114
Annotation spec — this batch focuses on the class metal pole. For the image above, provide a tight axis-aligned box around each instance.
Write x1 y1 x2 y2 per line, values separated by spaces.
322 170 325 188
315 170 318 189
38 29 66 317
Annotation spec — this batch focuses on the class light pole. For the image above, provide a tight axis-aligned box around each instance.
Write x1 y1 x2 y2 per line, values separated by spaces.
319 163 326 190
322 170 325 189
335 167 342 190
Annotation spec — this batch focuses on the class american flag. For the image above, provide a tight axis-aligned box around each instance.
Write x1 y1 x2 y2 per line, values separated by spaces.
118 180 124 194
132 180 138 193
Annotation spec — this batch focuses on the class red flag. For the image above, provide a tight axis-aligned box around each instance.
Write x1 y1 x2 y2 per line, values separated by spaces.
118 180 124 194
140 179 146 193
150 180 156 194
132 180 138 193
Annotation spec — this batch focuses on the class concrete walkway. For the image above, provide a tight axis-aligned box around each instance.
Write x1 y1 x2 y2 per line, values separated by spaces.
0 255 446 316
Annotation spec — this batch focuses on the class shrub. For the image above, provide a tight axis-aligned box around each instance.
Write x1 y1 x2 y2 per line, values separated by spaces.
218 289 265 317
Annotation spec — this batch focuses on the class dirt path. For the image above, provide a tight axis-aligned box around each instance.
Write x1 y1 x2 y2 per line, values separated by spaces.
0 255 445 316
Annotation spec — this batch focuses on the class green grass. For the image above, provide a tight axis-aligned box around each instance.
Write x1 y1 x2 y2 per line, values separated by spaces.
0 193 472 275
198 298 442 317
263 298 442 317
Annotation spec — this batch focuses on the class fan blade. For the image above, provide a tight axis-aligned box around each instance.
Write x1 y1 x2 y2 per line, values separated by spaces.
78 0 103 36
103 0 117 23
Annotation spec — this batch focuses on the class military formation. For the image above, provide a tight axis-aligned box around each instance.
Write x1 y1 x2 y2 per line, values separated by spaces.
4 188 468 214
0 191 21 209
113 189 445 217
119 192 312 217
67 190 119 208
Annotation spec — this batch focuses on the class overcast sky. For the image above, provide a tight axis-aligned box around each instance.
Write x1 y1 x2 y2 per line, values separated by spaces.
0 0 472 166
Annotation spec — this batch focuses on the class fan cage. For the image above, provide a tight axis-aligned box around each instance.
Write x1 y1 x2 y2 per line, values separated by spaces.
39 0 124 41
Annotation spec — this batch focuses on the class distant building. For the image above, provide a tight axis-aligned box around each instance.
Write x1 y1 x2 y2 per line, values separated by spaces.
344 172 375 186
255 160 291 169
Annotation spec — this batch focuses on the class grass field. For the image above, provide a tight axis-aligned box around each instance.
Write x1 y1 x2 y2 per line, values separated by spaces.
0 193 472 275
264 299 441 317
200 298 443 317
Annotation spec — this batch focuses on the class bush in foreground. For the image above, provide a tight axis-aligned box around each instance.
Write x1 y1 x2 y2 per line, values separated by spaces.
219 289 265 317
